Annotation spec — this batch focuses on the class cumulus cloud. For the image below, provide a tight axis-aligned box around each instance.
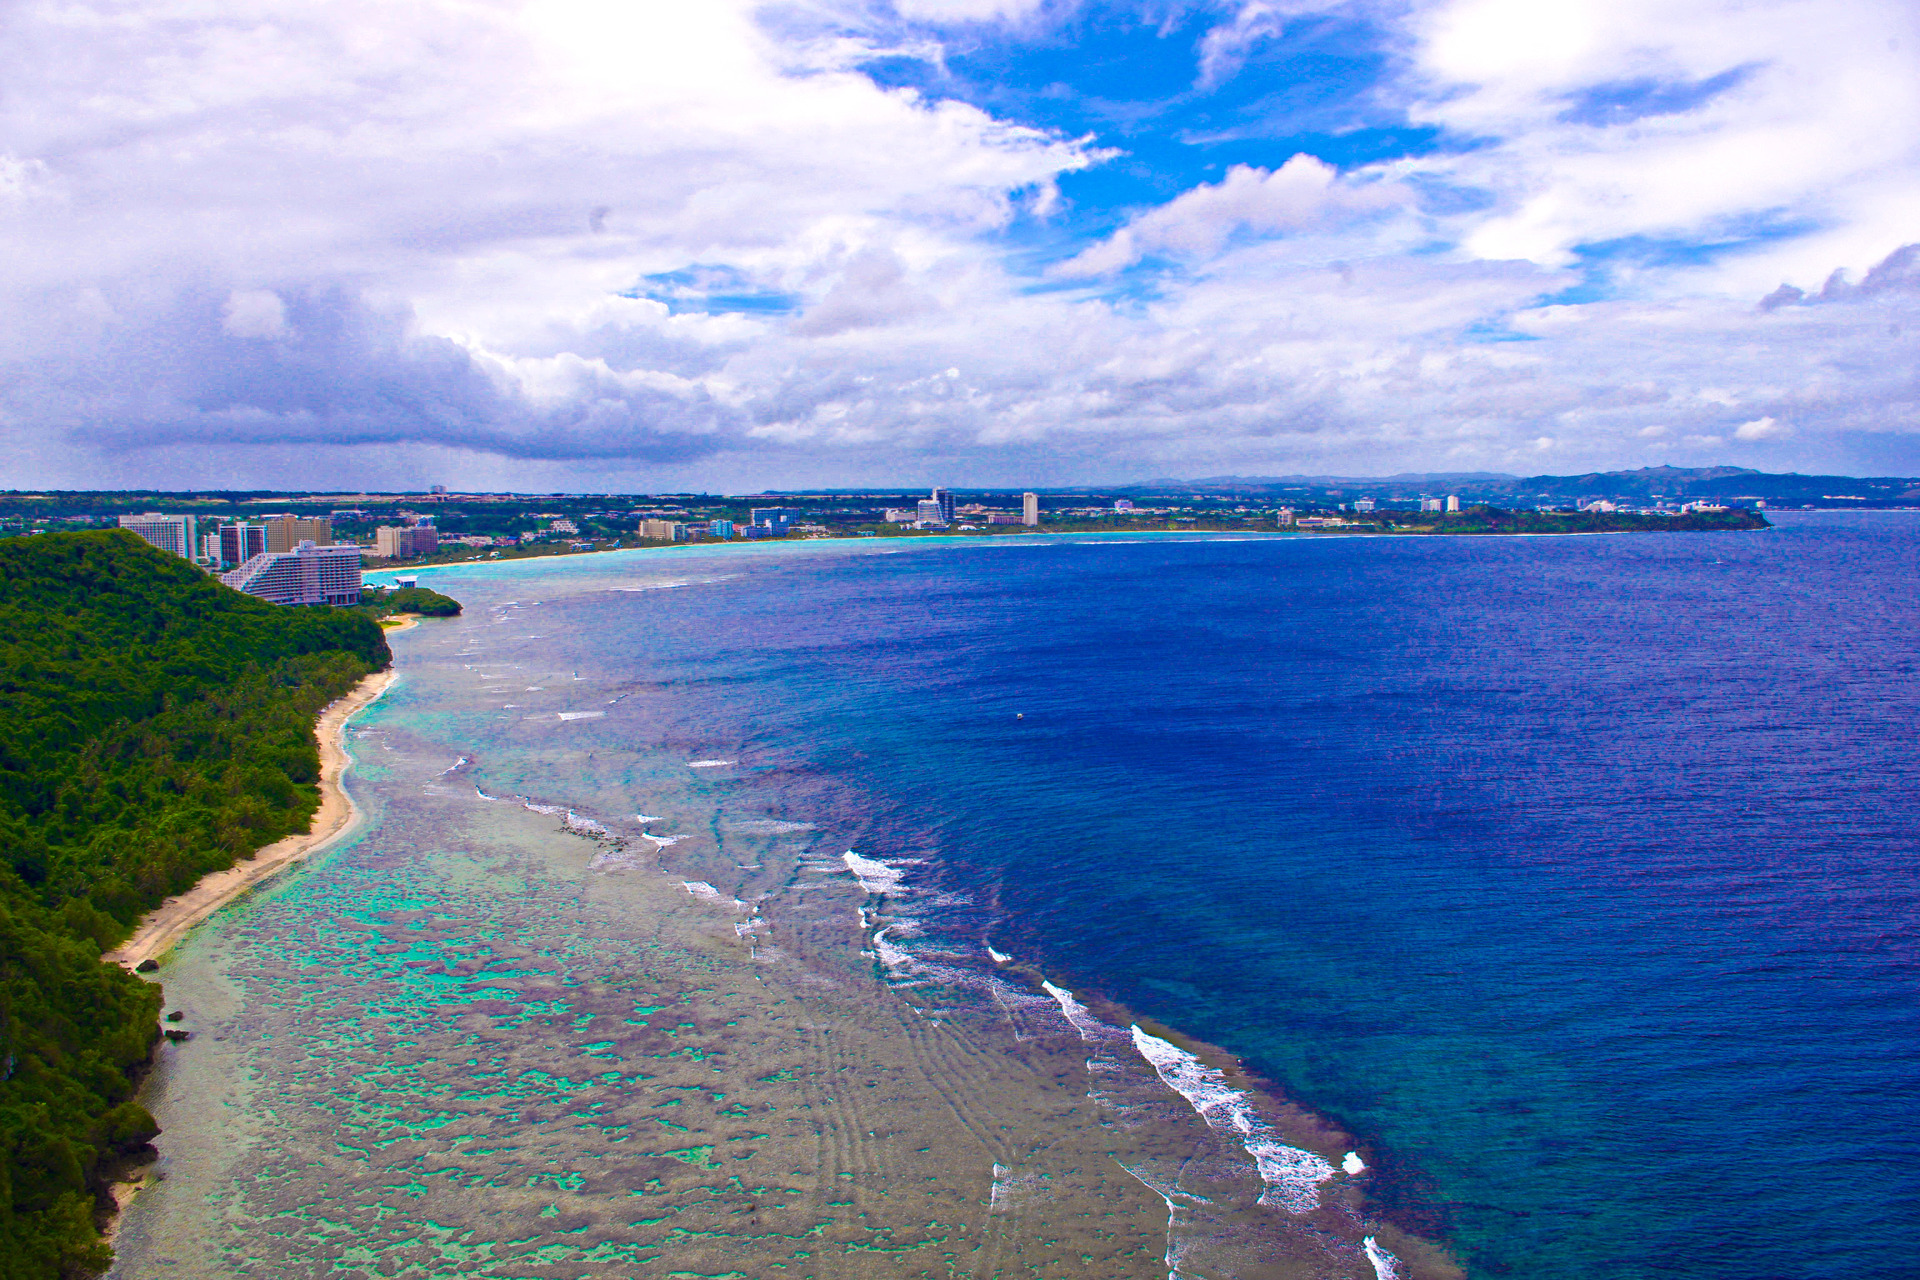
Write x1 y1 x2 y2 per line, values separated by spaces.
1050 156 1406 279
1404 0 1920 293
1735 416 1787 440
0 0 1916 488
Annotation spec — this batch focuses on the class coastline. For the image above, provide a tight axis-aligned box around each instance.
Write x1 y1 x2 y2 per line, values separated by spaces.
369 518 1769 577
102 663 399 972
106 554 1472 1280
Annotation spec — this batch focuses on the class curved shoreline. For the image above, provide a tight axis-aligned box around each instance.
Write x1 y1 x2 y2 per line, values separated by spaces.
102 664 400 971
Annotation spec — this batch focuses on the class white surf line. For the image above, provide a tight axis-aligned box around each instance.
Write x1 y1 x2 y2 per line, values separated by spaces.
1363 1237 1403 1280
1128 1026 1335 1214
841 850 904 896
1040 980 1110 1043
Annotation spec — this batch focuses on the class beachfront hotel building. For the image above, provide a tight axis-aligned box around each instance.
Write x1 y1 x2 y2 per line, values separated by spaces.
221 540 363 606
117 512 196 558
1022 492 1040 526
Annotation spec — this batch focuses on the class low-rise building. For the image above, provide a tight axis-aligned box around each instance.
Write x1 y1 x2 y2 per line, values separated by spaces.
221 540 363 606
751 507 803 535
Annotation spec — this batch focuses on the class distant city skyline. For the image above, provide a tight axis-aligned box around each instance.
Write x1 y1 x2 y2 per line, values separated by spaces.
2 1 1915 491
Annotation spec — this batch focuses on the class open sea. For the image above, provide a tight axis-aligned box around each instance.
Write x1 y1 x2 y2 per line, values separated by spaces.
111 513 1920 1280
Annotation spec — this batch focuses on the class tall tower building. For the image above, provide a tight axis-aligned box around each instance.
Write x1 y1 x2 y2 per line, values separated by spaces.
932 487 954 523
220 522 268 568
1446 495 1461 512
1022 493 1040 526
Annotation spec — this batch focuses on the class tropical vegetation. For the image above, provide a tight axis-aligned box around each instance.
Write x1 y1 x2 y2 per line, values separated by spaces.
0 531 388 1277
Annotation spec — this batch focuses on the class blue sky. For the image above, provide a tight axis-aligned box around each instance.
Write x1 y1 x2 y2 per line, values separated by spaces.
0 0 1915 489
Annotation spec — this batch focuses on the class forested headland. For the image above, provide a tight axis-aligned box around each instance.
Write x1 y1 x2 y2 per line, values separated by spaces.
0 531 389 1278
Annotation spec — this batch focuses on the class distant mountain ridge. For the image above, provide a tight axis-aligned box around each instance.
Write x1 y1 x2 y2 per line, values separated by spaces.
1099 466 1920 506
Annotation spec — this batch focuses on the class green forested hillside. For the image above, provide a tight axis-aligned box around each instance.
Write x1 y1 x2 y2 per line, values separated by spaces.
0 531 389 1277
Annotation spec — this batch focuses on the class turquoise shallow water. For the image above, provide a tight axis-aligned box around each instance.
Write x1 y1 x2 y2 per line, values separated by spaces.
116 516 1920 1278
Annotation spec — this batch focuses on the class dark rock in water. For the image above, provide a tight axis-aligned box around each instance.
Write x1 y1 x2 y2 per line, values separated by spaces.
165 1011 184 1022
163 1029 191 1043
136 959 159 973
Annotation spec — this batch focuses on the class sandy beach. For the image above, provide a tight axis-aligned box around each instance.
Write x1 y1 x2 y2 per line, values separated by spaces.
103 664 400 972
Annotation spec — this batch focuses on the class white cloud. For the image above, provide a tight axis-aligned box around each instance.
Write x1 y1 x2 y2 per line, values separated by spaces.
1051 156 1406 279
0 0 1917 489
222 290 288 340
1405 0 1920 292
892 0 1050 22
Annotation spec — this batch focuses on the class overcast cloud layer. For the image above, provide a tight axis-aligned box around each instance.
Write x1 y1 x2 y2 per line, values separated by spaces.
2 0 1917 490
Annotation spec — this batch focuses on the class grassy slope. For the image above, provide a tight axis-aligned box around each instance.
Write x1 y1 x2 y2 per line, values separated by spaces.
0 531 389 1278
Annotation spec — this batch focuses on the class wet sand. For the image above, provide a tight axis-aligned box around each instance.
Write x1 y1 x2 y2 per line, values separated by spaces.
102 665 399 972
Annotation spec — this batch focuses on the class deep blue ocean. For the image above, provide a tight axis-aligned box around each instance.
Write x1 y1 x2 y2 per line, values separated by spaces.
383 512 1920 1278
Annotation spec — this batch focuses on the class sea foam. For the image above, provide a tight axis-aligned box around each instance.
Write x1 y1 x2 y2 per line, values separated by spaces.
1040 980 1109 1043
842 851 904 896
1363 1236 1403 1280
1128 1025 1335 1214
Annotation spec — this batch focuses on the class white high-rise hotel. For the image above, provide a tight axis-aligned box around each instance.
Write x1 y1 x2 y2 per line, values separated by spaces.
221 540 363 606
117 512 196 558
117 511 361 605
